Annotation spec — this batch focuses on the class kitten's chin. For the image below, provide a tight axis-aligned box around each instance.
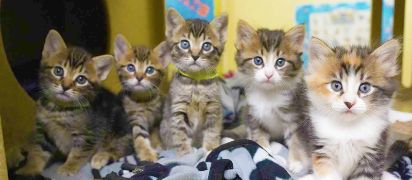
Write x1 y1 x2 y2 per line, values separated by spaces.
54 93 72 102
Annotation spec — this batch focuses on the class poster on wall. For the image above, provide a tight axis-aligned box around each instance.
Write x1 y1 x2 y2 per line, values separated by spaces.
165 0 215 21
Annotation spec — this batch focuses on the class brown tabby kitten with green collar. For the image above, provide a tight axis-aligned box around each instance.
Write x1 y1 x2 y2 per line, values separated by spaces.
114 34 167 161
159 8 228 156
16 30 132 176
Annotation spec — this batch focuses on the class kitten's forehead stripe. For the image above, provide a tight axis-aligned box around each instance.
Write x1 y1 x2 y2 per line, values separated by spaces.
67 48 91 69
132 46 151 62
186 19 208 38
257 29 284 52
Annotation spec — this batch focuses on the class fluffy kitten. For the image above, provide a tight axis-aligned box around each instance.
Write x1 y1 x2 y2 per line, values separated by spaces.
114 34 167 161
160 8 228 156
16 30 131 176
298 38 400 180
235 20 305 149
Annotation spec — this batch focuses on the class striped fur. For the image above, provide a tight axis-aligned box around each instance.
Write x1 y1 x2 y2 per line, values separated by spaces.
160 8 228 156
114 35 166 161
299 38 401 179
16 30 132 176
235 20 306 151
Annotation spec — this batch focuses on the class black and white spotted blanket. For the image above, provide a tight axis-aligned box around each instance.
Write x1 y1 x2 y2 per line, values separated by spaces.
100 139 291 180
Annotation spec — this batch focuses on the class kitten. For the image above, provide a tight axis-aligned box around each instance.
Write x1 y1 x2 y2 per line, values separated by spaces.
298 38 400 180
16 30 132 176
159 8 228 156
234 20 305 150
114 34 167 161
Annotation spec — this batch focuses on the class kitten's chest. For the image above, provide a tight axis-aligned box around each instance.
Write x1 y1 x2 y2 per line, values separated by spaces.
37 106 88 154
246 90 291 136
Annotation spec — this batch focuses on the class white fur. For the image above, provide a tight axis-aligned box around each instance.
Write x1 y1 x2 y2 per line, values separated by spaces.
310 107 388 178
246 87 292 139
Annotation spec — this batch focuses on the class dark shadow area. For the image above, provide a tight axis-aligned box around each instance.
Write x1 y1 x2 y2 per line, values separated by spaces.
1 0 109 99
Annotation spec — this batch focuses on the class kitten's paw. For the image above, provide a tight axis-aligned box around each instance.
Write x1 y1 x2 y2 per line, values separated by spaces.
57 164 80 176
138 148 158 162
288 160 304 174
15 165 43 176
297 174 315 180
91 152 112 169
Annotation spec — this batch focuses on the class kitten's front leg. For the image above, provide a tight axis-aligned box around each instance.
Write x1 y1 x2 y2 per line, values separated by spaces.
202 102 222 152
57 147 90 176
348 152 384 180
312 153 343 180
287 132 310 175
15 144 52 176
130 117 157 161
170 102 192 157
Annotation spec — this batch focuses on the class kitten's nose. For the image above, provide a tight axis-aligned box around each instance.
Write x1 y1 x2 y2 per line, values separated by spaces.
62 86 70 92
344 101 355 109
265 73 273 80
192 55 199 61
136 77 143 82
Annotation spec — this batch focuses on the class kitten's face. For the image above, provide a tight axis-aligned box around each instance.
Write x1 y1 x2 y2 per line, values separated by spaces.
307 38 400 118
114 35 166 92
235 21 305 89
39 30 113 104
165 8 228 73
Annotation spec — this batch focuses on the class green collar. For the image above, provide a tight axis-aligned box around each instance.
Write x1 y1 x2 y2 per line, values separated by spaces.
178 69 218 81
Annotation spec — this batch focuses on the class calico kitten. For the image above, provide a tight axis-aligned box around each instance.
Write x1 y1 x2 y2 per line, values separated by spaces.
159 8 228 156
235 20 305 149
114 34 167 161
298 38 401 180
16 30 131 176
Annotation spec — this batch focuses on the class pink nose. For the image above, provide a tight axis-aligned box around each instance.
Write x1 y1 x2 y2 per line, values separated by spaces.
344 101 355 109
265 74 273 80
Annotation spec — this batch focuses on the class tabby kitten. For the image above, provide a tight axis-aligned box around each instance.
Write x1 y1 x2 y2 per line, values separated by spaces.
114 34 167 161
299 38 400 180
235 20 305 150
16 30 131 176
159 8 228 156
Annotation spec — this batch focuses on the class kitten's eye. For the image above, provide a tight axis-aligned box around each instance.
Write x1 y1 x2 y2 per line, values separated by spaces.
275 58 286 67
180 40 190 49
331 81 342 92
53 66 64 77
75 75 88 85
359 83 371 93
202 42 213 52
145 66 155 74
126 64 135 72
253 56 264 66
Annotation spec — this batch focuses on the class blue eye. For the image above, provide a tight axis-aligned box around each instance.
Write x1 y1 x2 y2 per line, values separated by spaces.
75 75 88 85
331 81 342 92
253 57 263 66
359 83 371 93
53 66 64 77
202 42 212 52
275 58 286 67
180 40 190 49
145 66 155 74
126 64 135 72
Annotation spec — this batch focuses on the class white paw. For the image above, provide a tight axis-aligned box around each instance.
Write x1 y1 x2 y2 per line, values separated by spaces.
288 160 304 174
297 174 315 180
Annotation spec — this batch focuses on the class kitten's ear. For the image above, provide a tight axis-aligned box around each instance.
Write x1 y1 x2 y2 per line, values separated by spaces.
166 8 185 38
154 41 171 68
92 55 114 81
371 39 400 77
308 37 333 71
114 34 131 61
285 25 305 52
42 29 67 59
210 13 228 43
236 20 258 49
